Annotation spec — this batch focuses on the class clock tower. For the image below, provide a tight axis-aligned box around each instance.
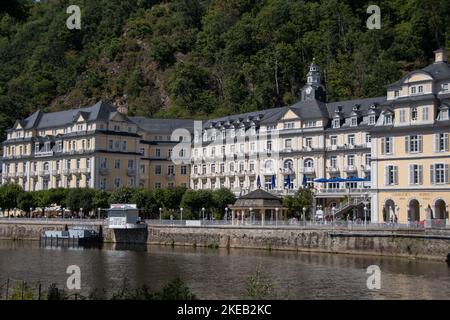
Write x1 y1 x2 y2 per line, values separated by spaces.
301 58 326 102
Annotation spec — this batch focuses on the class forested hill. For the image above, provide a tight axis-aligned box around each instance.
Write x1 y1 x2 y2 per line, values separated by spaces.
0 0 448 139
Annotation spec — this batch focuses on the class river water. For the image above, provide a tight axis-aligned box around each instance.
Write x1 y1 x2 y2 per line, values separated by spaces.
0 240 449 299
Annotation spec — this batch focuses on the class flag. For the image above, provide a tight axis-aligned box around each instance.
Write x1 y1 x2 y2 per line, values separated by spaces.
257 175 261 189
302 174 307 188
284 175 291 189
271 175 276 189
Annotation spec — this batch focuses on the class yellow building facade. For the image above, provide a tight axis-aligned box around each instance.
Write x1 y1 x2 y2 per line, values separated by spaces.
1 101 193 192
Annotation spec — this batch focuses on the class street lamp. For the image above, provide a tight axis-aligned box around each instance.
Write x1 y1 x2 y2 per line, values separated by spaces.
30 207 33 219
249 207 253 224
225 207 228 220
302 207 306 224
202 207 205 220
180 207 183 222
364 205 368 226
275 207 279 226
80 208 83 219
159 207 162 221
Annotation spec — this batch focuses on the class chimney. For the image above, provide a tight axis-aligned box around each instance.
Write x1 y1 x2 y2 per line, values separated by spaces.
434 48 448 63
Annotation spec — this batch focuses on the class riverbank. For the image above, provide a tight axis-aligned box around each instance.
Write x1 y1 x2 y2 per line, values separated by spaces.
0 220 449 261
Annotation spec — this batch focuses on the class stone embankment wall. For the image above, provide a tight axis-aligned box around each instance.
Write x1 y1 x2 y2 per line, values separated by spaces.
1 221 449 261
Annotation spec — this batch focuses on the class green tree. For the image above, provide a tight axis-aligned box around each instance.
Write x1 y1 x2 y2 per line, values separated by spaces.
17 191 35 215
0 182 23 216
180 189 213 219
283 189 313 218
212 188 236 219
109 186 136 204
66 188 96 215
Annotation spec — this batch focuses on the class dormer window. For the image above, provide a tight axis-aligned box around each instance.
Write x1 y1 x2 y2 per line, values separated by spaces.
411 107 418 121
239 128 245 136
332 119 340 128
350 117 357 127
369 115 376 125
394 90 400 97
411 87 416 94
418 86 423 93
385 114 393 125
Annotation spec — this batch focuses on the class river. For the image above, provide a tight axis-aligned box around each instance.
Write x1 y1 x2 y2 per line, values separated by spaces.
0 240 449 299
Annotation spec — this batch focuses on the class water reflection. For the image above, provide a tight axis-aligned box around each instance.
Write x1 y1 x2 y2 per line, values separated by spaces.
0 240 449 299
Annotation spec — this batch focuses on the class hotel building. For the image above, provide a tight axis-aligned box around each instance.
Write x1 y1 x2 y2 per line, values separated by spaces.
1 101 193 191
2 49 449 223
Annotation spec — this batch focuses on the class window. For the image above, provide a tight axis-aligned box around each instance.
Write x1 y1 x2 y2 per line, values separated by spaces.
411 87 416 94
168 165 174 175
155 165 161 175
332 119 340 128
114 160 121 169
239 144 244 154
128 160 135 169
239 161 244 172
285 139 292 149
304 121 316 128
250 143 256 152
221 145 226 154
267 140 272 151
385 165 398 185
220 163 225 173
409 164 423 185
350 117 357 127
394 90 400 97
399 109 406 123
249 161 255 171
211 147 215 157
365 134 371 143
405 135 422 153
114 178 121 188
229 162 234 172
431 164 448 184
305 137 312 148
121 141 127 151
411 107 418 121
385 114 393 125
156 149 161 157
369 115 376 125
418 85 423 93
443 83 449 91
436 133 449 152
76 158 80 169
381 137 393 154
330 156 337 168
365 154 371 165
155 182 161 189
330 136 337 146
347 134 355 146
108 140 113 150
283 122 294 129
210 164 215 173
423 107 429 121
347 155 355 166
230 145 235 154
265 177 273 190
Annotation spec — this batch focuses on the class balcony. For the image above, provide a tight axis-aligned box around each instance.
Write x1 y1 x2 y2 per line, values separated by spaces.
35 151 54 158
167 173 175 180
39 170 50 177
262 169 276 176
327 167 340 174
362 164 371 172
81 168 91 175
225 171 235 177
99 168 109 176
62 169 71 176
345 165 357 173
52 170 60 176
236 171 246 177
71 168 81 175
300 167 315 175
281 168 294 175
16 172 24 178
127 168 137 177
30 171 38 177
247 170 256 176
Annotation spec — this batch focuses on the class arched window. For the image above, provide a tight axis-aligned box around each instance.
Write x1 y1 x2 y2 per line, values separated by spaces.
284 160 293 170
304 158 314 168
43 162 49 171
265 160 274 171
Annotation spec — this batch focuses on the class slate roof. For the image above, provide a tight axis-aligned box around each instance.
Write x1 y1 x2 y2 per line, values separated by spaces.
129 117 195 133
388 61 450 88
19 101 120 130
238 188 282 201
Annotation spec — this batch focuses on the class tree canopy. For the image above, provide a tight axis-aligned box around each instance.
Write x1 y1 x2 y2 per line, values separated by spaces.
0 0 448 140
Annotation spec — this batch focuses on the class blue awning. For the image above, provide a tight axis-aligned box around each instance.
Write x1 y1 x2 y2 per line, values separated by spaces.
345 177 370 182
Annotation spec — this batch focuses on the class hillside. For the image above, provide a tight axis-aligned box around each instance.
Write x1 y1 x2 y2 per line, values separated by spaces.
0 0 448 139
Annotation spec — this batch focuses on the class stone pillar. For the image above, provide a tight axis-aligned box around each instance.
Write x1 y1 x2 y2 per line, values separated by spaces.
261 209 265 226
241 210 245 224
231 210 235 225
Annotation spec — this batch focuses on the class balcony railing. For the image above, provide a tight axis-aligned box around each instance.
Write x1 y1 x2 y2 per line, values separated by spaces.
167 173 175 180
35 151 54 158
70 168 81 175
99 168 109 176
327 167 340 174
81 168 91 175
127 168 137 176
363 164 371 172
300 167 315 174
62 169 71 176
345 165 357 173
39 170 50 177
281 168 294 175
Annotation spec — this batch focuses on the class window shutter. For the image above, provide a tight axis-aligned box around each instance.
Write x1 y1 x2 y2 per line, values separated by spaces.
409 164 413 185
430 164 435 184
384 166 388 186
434 133 439 152
418 135 423 153
394 166 398 185
418 165 423 185
381 138 385 155
446 164 449 184
445 133 449 152
405 136 410 153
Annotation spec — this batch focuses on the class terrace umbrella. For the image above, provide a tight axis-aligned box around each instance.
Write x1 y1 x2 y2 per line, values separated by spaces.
257 175 261 189
344 177 369 182
313 178 330 183
302 174 308 188
284 174 291 188
271 175 276 189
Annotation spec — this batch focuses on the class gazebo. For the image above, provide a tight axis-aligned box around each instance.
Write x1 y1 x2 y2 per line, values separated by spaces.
229 189 287 225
